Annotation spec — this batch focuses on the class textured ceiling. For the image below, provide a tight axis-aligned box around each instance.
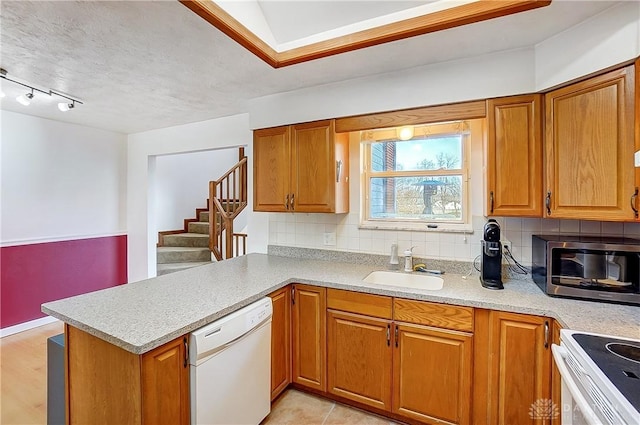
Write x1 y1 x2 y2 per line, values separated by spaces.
0 1 620 134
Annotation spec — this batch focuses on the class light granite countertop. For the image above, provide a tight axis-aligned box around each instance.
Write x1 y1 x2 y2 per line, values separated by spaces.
42 253 639 354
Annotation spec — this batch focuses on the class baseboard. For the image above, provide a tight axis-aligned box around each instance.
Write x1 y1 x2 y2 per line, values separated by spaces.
0 316 61 338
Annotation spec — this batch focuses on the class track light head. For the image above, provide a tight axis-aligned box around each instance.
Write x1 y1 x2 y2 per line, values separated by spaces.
58 101 75 112
16 91 34 106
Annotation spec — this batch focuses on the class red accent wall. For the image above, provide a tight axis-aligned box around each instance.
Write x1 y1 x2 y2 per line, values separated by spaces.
0 235 127 328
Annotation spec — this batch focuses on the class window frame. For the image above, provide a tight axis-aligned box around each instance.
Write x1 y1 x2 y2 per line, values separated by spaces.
360 121 472 231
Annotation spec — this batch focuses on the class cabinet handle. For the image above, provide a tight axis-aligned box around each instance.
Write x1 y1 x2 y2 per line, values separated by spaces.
386 324 390 346
544 321 550 349
394 325 398 348
183 337 189 368
291 286 295 305
490 191 494 214
285 194 289 210
546 191 552 216
290 193 295 211
631 188 638 219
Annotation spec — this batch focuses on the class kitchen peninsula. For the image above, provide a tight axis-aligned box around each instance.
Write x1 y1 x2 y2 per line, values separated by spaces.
43 253 639 425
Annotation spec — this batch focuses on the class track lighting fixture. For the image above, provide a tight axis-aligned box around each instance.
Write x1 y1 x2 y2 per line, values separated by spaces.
0 68 83 111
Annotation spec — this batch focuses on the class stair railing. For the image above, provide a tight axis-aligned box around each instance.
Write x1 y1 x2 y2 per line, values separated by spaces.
209 148 248 261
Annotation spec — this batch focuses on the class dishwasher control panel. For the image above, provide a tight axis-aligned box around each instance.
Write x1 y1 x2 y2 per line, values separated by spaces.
190 297 273 364
247 301 271 328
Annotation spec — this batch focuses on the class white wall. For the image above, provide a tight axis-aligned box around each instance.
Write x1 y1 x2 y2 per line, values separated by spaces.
154 148 243 236
0 110 126 244
127 114 258 282
248 48 536 129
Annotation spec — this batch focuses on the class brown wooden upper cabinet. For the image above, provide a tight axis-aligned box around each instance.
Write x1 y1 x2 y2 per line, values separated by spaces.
545 64 637 221
486 94 543 217
253 120 349 213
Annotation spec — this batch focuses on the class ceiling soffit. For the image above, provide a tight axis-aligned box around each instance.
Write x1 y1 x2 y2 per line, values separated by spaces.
180 0 552 68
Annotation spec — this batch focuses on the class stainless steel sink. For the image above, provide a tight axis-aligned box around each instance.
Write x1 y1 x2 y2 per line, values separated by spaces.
362 271 443 290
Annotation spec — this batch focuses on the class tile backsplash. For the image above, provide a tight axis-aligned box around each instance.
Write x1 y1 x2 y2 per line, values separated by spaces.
268 213 640 266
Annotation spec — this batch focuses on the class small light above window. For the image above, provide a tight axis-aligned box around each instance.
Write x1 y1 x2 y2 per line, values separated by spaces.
398 126 414 141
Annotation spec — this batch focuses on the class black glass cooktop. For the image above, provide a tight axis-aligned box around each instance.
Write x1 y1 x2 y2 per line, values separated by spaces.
574 333 640 412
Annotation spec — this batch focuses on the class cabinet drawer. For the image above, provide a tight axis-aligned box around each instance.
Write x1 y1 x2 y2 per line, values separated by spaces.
393 298 474 332
327 289 392 319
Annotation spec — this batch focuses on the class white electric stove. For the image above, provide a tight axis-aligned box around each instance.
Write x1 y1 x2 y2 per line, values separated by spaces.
552 329 640 425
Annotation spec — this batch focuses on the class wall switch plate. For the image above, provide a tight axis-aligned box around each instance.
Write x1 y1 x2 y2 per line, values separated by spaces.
323 232 336 246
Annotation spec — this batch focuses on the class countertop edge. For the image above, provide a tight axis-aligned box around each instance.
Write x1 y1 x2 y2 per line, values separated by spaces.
41 254 637 354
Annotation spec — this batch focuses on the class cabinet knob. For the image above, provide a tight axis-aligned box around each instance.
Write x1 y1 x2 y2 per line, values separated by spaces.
285 194 289 210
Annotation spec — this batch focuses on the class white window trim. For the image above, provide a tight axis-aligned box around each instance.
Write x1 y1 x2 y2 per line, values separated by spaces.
359 121 473 233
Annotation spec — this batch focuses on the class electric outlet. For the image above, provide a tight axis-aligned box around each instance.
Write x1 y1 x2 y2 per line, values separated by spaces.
502 239 511 254
323 232 336 246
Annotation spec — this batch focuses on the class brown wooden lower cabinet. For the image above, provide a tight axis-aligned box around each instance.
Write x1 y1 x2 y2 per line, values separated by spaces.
268 286 291 400
325 289 473 425
551 320 563 425
291 283 327 392
480 310 553 425
327 309 392 410
66 325 189 425
393 323 473 425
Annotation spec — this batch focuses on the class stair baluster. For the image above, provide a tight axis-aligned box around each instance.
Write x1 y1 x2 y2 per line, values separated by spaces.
209 150 248 261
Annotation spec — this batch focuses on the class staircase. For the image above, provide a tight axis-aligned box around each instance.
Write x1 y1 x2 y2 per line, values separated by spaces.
157 148 248 276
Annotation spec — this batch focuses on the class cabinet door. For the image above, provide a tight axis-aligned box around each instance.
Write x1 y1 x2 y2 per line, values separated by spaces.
392 323 473 425
269 286 291 400
488 312 551 425
327 310 392 410
253 126 291 212
292 284 326 391
141 336 190 425
635 58 640 221
551 320 562 425
291 120 336 212
545 65 636 220
486 94 543 217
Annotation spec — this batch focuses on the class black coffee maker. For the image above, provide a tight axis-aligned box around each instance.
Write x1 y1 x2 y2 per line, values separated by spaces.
481 219 503 290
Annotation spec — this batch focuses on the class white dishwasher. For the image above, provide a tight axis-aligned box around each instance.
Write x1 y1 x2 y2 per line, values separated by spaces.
189 298 272 425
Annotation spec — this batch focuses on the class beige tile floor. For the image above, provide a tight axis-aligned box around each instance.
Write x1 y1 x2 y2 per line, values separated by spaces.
262 390 400 425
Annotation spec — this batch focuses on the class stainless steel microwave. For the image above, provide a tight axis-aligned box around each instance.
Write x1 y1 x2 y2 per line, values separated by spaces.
532 235 640 306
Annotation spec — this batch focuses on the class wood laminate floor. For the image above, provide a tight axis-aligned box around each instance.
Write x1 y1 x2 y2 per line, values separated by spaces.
1 321 64 425
1 322 398 425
